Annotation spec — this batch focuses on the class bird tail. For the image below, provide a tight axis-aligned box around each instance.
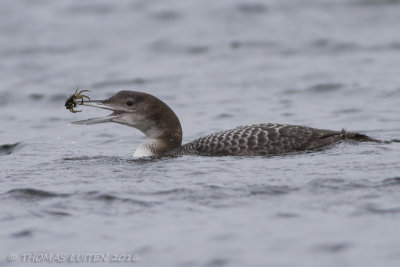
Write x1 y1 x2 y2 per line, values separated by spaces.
341 129 382 143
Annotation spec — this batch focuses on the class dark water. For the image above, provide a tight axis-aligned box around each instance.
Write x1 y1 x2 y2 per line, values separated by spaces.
1 0 400 266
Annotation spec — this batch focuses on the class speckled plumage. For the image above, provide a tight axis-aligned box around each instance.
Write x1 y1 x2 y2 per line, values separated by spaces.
170 123 377 156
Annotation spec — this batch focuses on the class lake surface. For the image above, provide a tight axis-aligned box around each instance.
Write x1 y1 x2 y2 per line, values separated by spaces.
1 0 400 266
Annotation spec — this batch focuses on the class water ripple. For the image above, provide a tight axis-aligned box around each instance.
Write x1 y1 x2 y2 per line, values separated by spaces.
12 229 33 238
4 188 69 200
306 83 344 93
42 210 71 217
83 191 159 207
236 3 267 14
0 142 22 156
307 178 368 191
313 242 352 253
248 185 297 196
363 203 400 215
382 177 400 186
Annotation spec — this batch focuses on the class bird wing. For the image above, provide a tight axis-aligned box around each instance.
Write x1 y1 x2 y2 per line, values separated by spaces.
180 123 343 156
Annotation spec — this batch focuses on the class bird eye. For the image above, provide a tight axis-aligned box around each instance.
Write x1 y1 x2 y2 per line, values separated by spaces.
126 100 134 106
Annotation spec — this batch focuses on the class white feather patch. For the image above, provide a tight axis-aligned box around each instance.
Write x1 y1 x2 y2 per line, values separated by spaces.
133 138 159 157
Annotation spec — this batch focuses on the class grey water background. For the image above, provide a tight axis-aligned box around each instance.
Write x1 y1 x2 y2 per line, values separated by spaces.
1 0 400 266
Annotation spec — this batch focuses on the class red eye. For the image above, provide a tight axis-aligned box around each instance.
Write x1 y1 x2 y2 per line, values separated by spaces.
126 100 134 106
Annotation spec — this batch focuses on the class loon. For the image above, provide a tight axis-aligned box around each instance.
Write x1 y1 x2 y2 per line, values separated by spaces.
71 90 378 157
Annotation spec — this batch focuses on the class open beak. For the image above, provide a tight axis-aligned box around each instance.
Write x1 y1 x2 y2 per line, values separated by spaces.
70 100 124 125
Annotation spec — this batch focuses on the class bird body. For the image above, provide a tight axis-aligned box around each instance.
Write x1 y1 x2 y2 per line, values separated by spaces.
170 123 375 156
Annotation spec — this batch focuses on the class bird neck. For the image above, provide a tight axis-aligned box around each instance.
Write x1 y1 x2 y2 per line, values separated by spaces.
133 103 182 157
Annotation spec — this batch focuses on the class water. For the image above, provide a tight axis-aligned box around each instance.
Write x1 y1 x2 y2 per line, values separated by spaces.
1 0 400 266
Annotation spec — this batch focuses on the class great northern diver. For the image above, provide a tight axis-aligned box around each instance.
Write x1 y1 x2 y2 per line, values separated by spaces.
70 90 378 157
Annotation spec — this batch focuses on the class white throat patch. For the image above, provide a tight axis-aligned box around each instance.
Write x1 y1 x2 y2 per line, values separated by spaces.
133 146 154 157
132 138 160 157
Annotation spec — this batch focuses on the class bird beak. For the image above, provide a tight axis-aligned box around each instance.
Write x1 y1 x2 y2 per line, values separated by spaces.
70 100 124 125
